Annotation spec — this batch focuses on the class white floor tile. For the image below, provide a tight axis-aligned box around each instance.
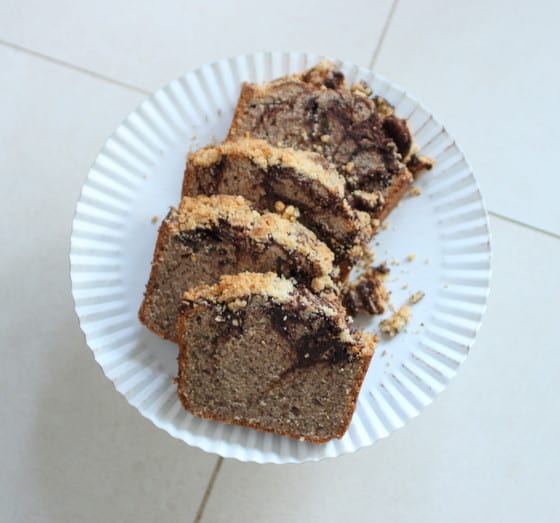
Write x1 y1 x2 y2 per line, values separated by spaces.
201 216 560 523
374 0 560 236
0 0 392 92
0 45 217 523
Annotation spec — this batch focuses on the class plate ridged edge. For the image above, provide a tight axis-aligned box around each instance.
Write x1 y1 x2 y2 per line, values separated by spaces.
70 51 491 464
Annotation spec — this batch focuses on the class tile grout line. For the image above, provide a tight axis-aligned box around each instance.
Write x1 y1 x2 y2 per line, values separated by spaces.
3 37 556 242
0 38 150 95
369 0 399 69
488 211 560 240
363 1 560 243
192 457 224 523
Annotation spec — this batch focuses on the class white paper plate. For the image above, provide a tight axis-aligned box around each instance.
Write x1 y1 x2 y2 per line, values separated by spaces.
70 51 491 464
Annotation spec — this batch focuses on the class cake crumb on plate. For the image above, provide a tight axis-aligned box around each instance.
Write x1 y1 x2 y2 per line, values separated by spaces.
380 305 411 337
409 186 422 197
409 291 425 304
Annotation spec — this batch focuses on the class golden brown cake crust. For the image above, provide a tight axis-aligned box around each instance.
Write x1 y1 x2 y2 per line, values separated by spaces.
182 271 295 307
175 195 334 275
185 138 346 197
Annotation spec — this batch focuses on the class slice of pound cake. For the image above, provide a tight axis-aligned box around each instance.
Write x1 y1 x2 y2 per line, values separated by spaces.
139 195 335 342
227 61 427 220
183 138 373 270
177 272 376 443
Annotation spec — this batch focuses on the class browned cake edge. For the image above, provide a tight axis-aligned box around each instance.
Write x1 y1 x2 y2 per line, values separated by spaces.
325 337 374 442
227 82 263 140
138 216 177 341
376 167 414 222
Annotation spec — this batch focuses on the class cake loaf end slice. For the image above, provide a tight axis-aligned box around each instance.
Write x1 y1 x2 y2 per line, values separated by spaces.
177 272 376 443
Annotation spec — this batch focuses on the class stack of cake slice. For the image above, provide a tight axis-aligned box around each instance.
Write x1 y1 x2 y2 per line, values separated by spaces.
139 61 433 443
183 138 372 273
